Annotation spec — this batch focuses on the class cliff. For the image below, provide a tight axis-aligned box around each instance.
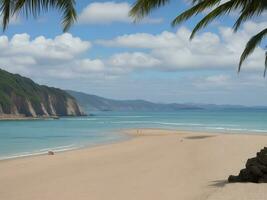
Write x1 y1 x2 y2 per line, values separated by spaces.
0 69 84 118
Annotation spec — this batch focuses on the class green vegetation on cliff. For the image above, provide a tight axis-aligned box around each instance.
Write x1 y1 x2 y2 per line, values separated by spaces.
0 69 83 117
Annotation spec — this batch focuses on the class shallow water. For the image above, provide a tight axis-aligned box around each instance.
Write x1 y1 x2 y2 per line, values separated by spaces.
1 109 267 160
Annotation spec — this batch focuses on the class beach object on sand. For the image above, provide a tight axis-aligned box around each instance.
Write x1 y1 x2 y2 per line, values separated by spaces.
137 129 142 136
229 147 267 183
48 151 55 155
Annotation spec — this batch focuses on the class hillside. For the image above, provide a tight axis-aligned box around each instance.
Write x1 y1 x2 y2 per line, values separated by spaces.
67 90 201 112
0 69 84 118
67 90 267 112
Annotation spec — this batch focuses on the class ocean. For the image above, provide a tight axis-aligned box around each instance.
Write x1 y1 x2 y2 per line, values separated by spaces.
1 109 267 160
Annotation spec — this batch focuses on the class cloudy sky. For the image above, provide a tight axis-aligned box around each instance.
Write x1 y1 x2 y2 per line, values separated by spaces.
1 0 267 105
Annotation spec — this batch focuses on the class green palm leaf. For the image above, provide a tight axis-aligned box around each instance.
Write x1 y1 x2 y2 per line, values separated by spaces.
1 0 77 31
171 0 221 27
0 0 12 31
233 0 267 32
189 0 236 39
238 28 267 73
129 0 170 20
264 51 267 77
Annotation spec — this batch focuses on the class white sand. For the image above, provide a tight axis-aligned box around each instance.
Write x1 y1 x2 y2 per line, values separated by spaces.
0 129 267 200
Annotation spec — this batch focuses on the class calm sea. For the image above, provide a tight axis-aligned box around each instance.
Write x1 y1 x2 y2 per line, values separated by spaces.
1 109 267 160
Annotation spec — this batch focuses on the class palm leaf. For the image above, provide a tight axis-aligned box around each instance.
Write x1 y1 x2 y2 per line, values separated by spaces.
0 0 13 31
238 28 267 72
264 51 267 77
171 0 221 26
130 0 170 20
57 0 77 32
233 0 267 32
2 0 76 31
189 0 241 39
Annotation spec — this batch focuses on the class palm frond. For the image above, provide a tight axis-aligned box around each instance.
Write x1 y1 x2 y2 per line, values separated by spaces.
238 28 267 72
0 0 13 31
191 0 202 4
264 51 267 77
56 0 77 32
189 0 239 39
1 0 76 31
233 0 267 32
172 0 221 26
130 0 170 20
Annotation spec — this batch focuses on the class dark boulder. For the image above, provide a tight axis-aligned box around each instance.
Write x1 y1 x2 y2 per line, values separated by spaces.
228 147 267 183
248 165 263 177
48 151 55 155
228 175 241 183
258 175 267 183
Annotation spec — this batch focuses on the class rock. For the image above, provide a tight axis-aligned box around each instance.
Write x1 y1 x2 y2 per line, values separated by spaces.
258 164 267 173
238 169 255 182
258 154 267 165
258 175 267 183
48 151 55 155
228 175 241 183
228 147 267 183
246 157 258 168
248 165 263 177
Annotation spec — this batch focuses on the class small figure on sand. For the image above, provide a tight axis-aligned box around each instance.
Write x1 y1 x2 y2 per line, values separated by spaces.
137 129 142 136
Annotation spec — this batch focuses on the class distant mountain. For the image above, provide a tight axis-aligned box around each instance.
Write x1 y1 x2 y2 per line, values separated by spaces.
67 90 202 112
67 90 267 112
184 103 267 110
0 69 84 119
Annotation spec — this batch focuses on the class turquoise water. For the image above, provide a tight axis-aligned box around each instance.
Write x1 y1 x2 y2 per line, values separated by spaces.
1 109 267 160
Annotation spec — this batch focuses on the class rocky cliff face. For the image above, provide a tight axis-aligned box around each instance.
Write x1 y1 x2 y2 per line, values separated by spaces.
0 69 84 118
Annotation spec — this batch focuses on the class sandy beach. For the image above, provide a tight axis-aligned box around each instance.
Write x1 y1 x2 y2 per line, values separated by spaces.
1 129 267 200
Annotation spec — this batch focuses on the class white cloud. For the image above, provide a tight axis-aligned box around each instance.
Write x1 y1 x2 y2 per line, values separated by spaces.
0 33 95 78
5 20 263 81
97 21 267 72
1 19 266 84
74 59 105 72
206 75 230 83
0 20 266 89
0 33 91 62
193 73 267 91
0 22 266 105
108 52 161 68
78 1 163 24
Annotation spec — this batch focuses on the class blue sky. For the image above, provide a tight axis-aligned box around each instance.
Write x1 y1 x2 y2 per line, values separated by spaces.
1 0 267 105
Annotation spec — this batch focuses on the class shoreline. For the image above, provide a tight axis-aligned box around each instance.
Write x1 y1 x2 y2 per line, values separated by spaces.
0 115 86 121
0 115 60 121
1 128 267 200
0 130 132 162
1 128 267 162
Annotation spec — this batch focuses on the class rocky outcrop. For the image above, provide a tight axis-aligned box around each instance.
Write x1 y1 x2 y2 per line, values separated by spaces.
228 147 267 183
0 92 85 118
0 69 85 118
